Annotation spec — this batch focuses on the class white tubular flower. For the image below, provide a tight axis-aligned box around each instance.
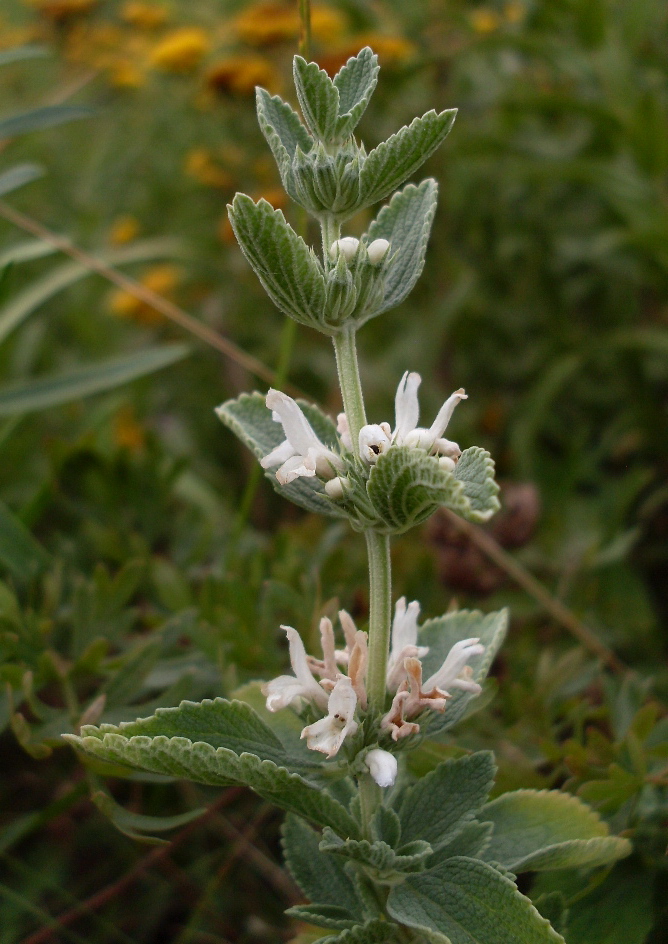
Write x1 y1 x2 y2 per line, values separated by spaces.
422 637 485 694
386 597 429 692
367 238 390 265
348 630 368 710
262 626 329 712
301 677 358 757
329 237 359 262
324 476 348 500
381 688 420 741
365 749 398 788
261 389 343 485
392 371 467 457
336 413 353 451
359 422 392 464
403 657 449 718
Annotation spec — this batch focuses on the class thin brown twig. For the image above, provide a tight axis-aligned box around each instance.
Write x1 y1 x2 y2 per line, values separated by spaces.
0 200 303 396
20 788 243 944
443 510 629 675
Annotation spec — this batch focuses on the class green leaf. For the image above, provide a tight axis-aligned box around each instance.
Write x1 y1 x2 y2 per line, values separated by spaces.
387 857 565 944
282 815 365 915
365 179 438 318
436 820 494 861
0 500 51 579
371 805 401 848
227 194 327 331
0 46 48 68
396 752 495 853
0 237 183 345
419 609 508 736
333 47 379 140
367 447 463 533
294 56 340 143
0 239 56 268
320 828 432 880
532 894 569 938
0 105 91 140
91 786 205 845
256 88 312 193
313 921 404 944
453 447 501 522
287 904 357 931
0 164 43 197
64 700 360 838
359 109 457 209
216 391 347 519
481 790 632 872
0 345 190 417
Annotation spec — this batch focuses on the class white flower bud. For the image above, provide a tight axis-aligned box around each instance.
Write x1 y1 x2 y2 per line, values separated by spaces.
367 238 390 264
329 237 359 263
365 749 398 788
359 424 391 464
438 456 456 473
324 476 349 499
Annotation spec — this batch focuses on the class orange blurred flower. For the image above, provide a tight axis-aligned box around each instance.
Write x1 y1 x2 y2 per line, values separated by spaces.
205 55 279 96
120 2 169 29
319 34 415 76
109 264 181 324
234 2 345 47
470 9 501 33
504 2 525 24
113 406 145 453
184 149 233 189
27 0 97 20
109 216 141 245
149 27 210 72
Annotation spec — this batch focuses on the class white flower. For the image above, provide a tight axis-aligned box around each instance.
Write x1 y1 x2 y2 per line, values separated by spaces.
365 748 397 788
301 677 358 757
386 597 429 691
336 413 353 451
324 476 348 500
329 237 359 262
359 422 392 464
261 389 343 485
367 238 390 264
422 637 485 694
262 626 329 712
393 371 467 458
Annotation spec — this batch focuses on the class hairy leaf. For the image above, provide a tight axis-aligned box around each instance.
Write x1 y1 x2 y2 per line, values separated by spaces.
360 110 457 208
454 447 501 522
216 391 346 519
388 857 565 943
482 790 632 872
256 88 312 193
321 827 432 879
287 904 357 931
334 47 379 139
227 194 327 330
314 921 404 944
294 56 340 143
396 752 495 852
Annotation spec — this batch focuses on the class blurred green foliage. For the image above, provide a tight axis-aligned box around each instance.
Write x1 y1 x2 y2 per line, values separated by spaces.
0 0 666 941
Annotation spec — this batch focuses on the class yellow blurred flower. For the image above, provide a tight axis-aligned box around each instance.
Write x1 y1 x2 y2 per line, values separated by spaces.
470 9 502 33
184 149 233 189
504 2 525 24
27 0 97 20
310 6 346 43
108 58 146 87
121 2 169 29
109 216 141 245
320 34 415 76
205 55 279 96
234 2 344 47
113 406 145 453
109 264 181 324
149 28 210 73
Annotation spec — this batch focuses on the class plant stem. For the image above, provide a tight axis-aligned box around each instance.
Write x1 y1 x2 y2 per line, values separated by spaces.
365 529 392 712
298 0 311 59
333 328 367 456
358 773 381 838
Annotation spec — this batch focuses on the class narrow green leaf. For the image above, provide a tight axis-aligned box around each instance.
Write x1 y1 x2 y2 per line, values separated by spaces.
0 500 50 578
387 857 565 944
333 47 379 139
419 609 508 736
0 344 190 417
396 752 495 852
365 179 439 318
91 787 205 845
482 789 632 872
227 193 327 330
294 56 340 143
360 109 457 208
0 239 56 268
282 815 365 915
0 46 48 68
0 163 43 197
0 105 91 140
216 391 347 519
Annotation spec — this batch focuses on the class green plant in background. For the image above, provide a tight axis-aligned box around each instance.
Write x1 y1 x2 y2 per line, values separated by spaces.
65 49 631 943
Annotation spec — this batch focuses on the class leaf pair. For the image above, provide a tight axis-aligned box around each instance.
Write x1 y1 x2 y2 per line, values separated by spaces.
227 179 439 335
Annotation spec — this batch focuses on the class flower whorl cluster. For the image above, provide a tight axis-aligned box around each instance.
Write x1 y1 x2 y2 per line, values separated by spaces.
262 599 484 787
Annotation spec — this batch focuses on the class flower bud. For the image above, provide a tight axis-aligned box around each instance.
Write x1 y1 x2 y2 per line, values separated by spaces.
325 476 349 499
438 456 456 473
359 424 391 464
367 238 390 264
329 237 359 262
365 748 398 788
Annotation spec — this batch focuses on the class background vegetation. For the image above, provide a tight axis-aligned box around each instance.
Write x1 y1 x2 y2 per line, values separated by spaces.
0 0 666 941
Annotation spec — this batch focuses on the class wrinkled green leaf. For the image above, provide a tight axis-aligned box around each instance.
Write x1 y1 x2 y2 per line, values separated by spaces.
360 109 457 208
320 827 432 879
453 447 501 522
294 56 340 143
216 391 346 519
333 47 379 140
256 87 312 193
287 904 357 931
482 790 632 872
313 921 404 944
388 857 565 943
